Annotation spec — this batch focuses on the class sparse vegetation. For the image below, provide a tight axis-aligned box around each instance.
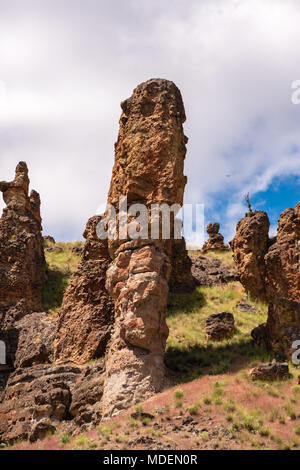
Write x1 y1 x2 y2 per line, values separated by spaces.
43 241 83 315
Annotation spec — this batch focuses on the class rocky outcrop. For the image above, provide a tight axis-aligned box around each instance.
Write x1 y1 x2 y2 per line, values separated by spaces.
169 237 195 293
264 203 300 302
69 361 105 426
0 162 45 326
0 365 82 443
202 223 229 252
232 211 269 302
101 78 188 416
54 216 114 364
205 312 235 341
190 255 238 286
233 203 300 359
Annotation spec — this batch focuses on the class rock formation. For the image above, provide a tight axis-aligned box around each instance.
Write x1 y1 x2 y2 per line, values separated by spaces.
190 254 238 286
0 162 45 327
232 211 270 302
54 215 114 364
169 237 195 293
101 78 188 416
202 223 229 252
249 361 289 381
205 312 235 341
233 203 300 359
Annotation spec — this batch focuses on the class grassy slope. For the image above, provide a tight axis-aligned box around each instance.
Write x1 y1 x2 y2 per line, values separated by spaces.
15 245 300 450
43 241 83 316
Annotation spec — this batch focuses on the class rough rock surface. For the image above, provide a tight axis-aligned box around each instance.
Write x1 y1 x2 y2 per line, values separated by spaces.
264 298 300 358
205 312 235 341
0 365 82 443
232 211 270 301
13 312 56 368
54 215 114 364
264 203 300 302
169 237 195 293
0 162 45 326
190 255 238 286
233 203 300 358
202 223 229 252
69 361 105 426
249 361 289 381
102 78 188 416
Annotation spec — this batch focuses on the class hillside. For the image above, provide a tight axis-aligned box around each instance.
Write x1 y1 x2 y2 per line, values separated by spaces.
6 243 300 450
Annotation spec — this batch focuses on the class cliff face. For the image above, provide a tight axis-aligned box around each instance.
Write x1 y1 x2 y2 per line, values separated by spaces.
233 204 300 359
101 78 189 416
0 162 45 327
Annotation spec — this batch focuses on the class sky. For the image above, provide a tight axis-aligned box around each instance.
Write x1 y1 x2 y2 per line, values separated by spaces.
0 0 300 245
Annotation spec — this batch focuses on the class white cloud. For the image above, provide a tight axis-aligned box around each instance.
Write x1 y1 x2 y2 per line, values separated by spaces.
0 0 299 242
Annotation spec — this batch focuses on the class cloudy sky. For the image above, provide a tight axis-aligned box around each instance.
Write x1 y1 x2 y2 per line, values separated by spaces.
0 0 300 244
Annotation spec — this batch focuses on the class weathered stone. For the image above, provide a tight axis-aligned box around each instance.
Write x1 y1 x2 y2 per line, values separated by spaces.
191 255 238 286
54 215 114 364
202 223 229 252
264 298 300 359
102 79 188 416
0 365 82 443
264 203 300 302
29 420 56 442
234 203 300 358
237 300 259 313
233 211 269 301
169 237 195 293
69 361 105 426
205 312 235 341
0 162 45 326
249 361 289 381
13 312 56 368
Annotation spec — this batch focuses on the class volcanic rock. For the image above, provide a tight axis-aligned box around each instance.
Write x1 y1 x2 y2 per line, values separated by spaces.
169 237 195 293
54 215 114 364
249 361 289 381
232 211 269 301
233 203 300 359
69 361 105 426
0 162 45 326
205 312 235 341
101 78 188 416
191 255 238 286
0 365 82 443
202 223 229 252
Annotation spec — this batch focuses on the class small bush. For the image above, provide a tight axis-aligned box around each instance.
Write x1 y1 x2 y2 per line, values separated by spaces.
174 389 184 399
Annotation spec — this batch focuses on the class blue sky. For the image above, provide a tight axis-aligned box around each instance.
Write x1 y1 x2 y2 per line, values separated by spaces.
0 0 300 245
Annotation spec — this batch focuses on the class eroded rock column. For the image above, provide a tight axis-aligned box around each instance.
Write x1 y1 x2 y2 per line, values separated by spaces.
233 203 300 359
54 216 114 364
101 79 188 416
232 211 270 302
0 162 45 327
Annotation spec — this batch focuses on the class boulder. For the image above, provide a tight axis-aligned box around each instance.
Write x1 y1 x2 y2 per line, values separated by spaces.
205 312 235 341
